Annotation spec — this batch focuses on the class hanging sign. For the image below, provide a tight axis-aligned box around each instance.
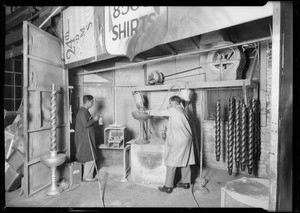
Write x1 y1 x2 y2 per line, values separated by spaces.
104 6 168 60
63 7 96 64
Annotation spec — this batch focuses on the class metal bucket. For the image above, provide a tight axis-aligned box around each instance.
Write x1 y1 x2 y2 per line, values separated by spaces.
179 84 192 102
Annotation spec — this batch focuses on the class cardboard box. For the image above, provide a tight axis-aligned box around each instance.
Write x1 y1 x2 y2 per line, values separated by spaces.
7 149 24 174
5 165 22 192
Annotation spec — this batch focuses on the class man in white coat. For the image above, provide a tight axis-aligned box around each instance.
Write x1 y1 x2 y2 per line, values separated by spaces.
147 95 195 193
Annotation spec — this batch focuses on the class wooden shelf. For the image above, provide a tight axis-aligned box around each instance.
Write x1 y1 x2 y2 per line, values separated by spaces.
98 144 124 150
133 79 254 92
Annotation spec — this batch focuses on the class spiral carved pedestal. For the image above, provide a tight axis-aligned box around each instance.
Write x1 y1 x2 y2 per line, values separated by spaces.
132 111 150 144
41 151 66 196
41 83 66 196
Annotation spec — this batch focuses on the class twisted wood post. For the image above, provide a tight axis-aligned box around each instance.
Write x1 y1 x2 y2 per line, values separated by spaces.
50 83 57 152
227 98 234 175
215 100 221 161
248 98 254 174
240 101 247 171
235 99 241 168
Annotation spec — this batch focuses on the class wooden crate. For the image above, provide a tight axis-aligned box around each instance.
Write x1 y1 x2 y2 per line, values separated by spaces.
5 165 22 192
7 149 25 174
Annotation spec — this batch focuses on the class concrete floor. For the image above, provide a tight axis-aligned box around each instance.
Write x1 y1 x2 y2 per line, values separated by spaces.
5 166 252 208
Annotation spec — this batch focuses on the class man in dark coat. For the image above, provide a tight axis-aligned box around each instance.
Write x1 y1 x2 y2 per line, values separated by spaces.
75 95 99 181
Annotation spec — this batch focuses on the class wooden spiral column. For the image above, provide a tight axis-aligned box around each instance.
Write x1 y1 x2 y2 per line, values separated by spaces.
227 98 234 175
215 100 221 161
248 99 255 174
235 100 241 168
255 100 261 161
240 101 247 171
40 83 66 196
50 84 57 152
252 99 258 163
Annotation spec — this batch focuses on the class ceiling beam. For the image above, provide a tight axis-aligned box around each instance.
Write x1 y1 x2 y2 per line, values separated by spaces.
189 37 200 50
164 43 177 55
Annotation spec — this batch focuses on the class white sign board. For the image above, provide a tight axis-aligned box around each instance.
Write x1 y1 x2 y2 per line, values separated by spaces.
63 7 96 64
104 6 167 59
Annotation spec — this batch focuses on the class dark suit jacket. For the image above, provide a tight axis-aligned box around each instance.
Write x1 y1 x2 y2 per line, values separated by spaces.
74 107 97 163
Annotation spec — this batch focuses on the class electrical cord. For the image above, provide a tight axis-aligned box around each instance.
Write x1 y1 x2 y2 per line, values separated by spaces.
191 183 200 207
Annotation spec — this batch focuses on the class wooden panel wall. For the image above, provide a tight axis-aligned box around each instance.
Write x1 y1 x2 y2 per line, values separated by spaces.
75 38 272 179
144 46 271 177
23 22 69 198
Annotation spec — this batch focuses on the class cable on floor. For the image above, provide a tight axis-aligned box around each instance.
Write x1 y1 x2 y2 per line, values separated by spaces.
191 183 200 208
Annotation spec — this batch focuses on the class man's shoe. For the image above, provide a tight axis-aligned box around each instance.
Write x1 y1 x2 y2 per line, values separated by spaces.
176 183 190 189
158 186 173 194
83 177 98 182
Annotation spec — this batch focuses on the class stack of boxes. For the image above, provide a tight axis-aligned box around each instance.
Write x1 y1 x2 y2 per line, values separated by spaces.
5 149 24 192
4 110 25 192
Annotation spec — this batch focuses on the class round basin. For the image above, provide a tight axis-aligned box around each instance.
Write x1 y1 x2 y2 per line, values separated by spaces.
41 153 67 168
132 111 150 121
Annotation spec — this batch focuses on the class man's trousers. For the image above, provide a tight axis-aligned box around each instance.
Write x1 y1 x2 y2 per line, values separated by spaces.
165 165 191 187
83 160 96 180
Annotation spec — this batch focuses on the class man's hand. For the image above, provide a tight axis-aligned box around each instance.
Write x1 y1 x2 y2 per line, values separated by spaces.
92 115 99 122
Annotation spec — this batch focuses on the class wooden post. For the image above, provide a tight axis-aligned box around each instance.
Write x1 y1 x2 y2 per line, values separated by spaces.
259 41 268 127
269 2 281 211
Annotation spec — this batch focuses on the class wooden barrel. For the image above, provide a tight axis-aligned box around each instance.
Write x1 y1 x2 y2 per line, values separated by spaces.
221 177 269 210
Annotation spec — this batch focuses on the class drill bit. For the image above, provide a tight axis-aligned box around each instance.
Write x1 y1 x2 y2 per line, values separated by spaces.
227 98 234 175
215 100 221 161
248 99 254 174
235 100 241 168
241 101 247 171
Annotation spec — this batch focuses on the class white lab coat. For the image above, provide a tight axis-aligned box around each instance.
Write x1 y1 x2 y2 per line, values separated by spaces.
149 105 196 167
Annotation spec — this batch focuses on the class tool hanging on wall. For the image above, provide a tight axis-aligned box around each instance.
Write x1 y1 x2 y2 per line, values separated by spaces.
252 99 258 162
247 98 255 174
240 101 247 171
235 99 241 169
227 98 234 175
213 93 261 175
215 100 221 161
255 100 261 162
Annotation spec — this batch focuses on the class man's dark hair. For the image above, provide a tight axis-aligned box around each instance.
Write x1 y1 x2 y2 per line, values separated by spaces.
169 95 182 104
83 95 94 104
